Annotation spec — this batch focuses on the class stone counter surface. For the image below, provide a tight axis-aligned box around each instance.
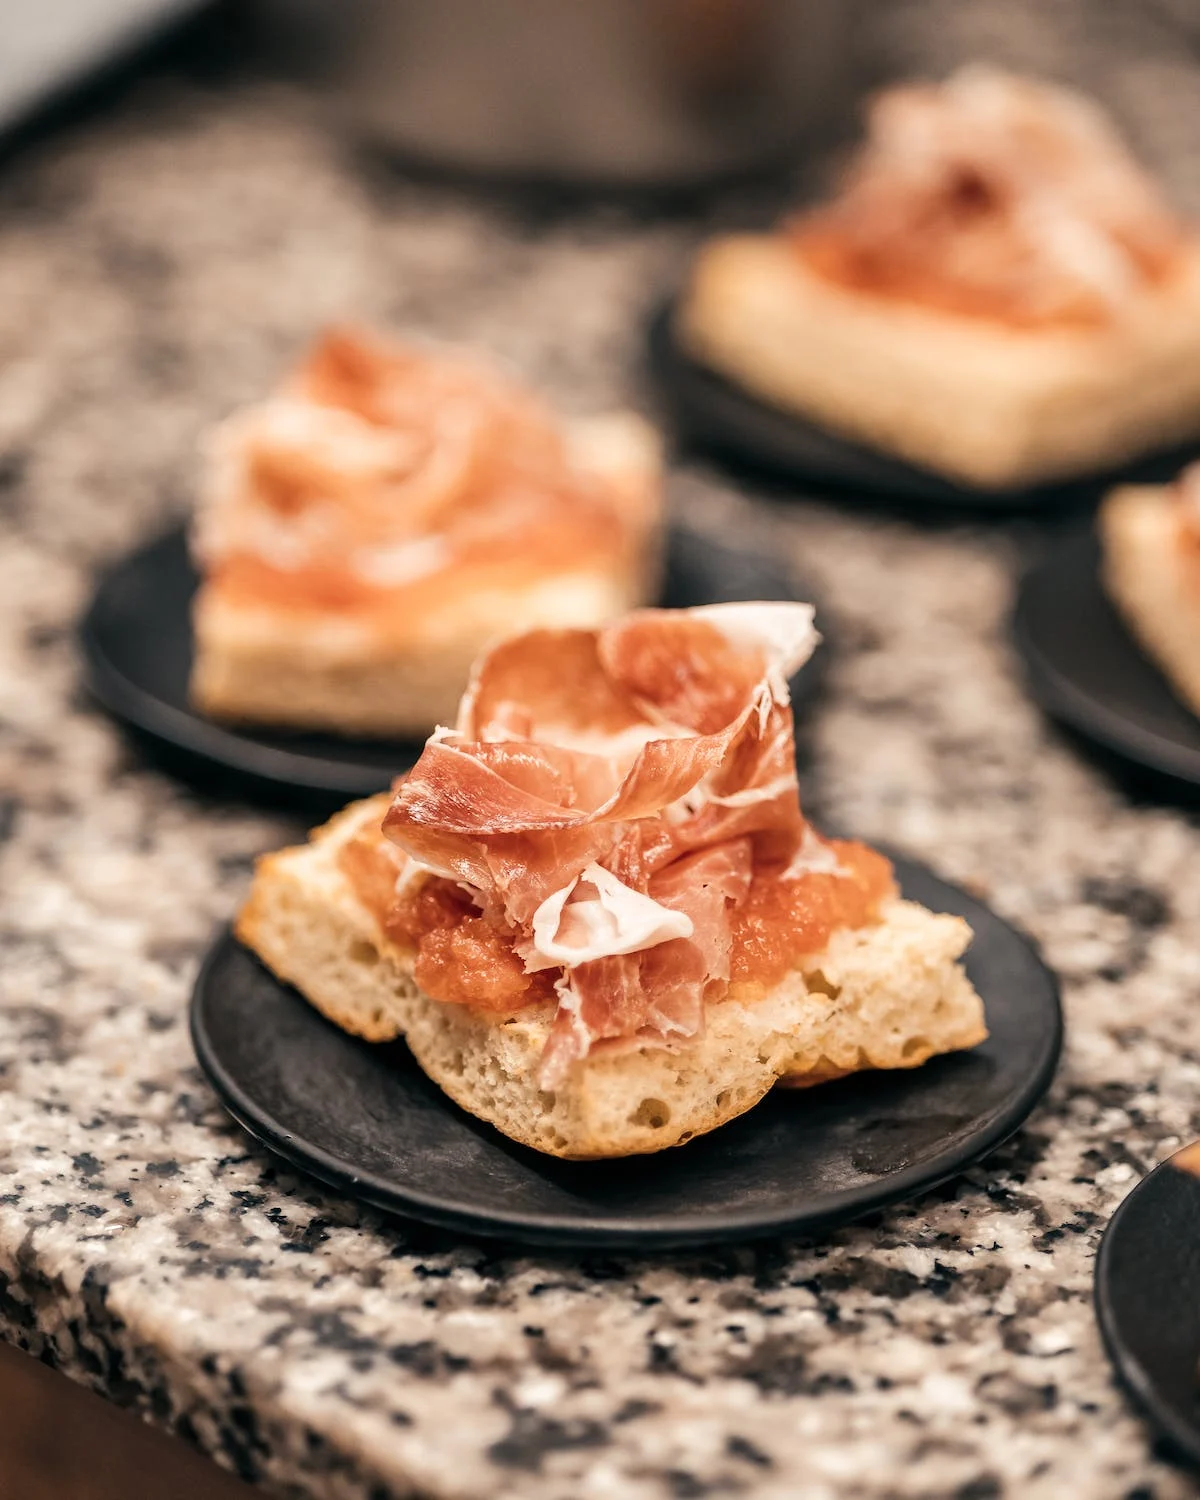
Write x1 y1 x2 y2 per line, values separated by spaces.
4 12 1200 1499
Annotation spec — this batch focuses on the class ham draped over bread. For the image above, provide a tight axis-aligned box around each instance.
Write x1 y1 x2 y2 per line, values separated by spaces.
192 327 648 622
790 66 1186 328
375 603 886 1087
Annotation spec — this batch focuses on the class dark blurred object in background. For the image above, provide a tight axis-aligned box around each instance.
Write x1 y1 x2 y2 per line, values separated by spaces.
257 0 858 189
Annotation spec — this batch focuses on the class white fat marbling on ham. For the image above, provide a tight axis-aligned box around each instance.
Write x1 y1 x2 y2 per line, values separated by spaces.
688 771 800 813
782 823 848 879
352 535 451 587
685 601 818 709
525 864 694 972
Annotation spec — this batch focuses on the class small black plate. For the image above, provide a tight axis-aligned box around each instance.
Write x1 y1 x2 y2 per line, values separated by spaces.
80 523 820 805
191 860 1062 1249
1012 532 1200 791
649 300 1200 511
1096 1145 1200 1466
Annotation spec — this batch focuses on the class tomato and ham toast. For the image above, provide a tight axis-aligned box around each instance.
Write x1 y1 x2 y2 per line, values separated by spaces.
237 602 985 1158
678 68 1200 490
190 327 661 736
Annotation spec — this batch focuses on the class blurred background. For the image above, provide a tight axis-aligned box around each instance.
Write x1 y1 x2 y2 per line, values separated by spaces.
3 0 1200 573
2 0 1199 1494
0 0 1190 583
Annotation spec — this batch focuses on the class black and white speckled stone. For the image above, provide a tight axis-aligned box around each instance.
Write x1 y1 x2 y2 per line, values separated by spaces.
4 7 1200 1497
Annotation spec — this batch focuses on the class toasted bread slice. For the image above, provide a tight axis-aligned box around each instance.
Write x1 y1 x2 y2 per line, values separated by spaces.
678 236 1200 491
236 797 987 1160
1100 484 1200 718
191 413 662 738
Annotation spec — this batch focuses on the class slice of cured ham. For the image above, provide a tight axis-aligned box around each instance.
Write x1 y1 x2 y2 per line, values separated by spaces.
791 66 1186 327
193 326 646 617
384 603 820 1085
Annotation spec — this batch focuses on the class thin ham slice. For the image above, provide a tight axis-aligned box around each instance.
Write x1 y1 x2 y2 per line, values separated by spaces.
534 838 756 1087
791 66 1185 328
384 603 818 1084
195 327 645 618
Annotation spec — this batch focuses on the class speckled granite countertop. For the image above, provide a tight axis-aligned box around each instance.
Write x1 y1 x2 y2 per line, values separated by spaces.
4 8 1200 1498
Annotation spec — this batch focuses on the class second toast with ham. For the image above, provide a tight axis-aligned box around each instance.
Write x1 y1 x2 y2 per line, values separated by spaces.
191 327 661 737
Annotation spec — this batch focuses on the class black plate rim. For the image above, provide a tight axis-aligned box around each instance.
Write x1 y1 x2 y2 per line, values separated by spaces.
76 529 429 798
648 296 1200 512
79 521 823 802
1094 1152 1200 1466
1011 533 1200 787
79 618 406 797
190 860 1063 1249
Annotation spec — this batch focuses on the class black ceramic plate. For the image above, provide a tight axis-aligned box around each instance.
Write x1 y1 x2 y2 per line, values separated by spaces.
649 300 1200 510
191 860 1061 1249
1012 532 1200 790
1096 1144 1200 1465
80 523 820 804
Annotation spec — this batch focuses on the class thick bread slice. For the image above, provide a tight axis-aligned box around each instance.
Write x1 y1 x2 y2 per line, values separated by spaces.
679 236 1200 490
191 568 645 736
1101 485 1200 718
236 799 988 1159
191 412 662 737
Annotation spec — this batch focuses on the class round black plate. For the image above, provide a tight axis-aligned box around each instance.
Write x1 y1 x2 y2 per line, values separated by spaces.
1096 1145 1200 1466
80 523 820 804
191 860 1062 1249
649 300 1200 510
1012 532 1200 790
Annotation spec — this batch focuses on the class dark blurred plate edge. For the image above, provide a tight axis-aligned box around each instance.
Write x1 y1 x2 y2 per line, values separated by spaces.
1095 1149 1200 1468
1012 531 1200 794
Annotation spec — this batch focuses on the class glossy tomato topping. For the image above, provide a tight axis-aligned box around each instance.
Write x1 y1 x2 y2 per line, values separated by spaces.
728 840 896 991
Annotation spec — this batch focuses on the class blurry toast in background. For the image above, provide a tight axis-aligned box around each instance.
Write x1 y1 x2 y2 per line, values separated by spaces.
679 68 1200 490
190 328 662 737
